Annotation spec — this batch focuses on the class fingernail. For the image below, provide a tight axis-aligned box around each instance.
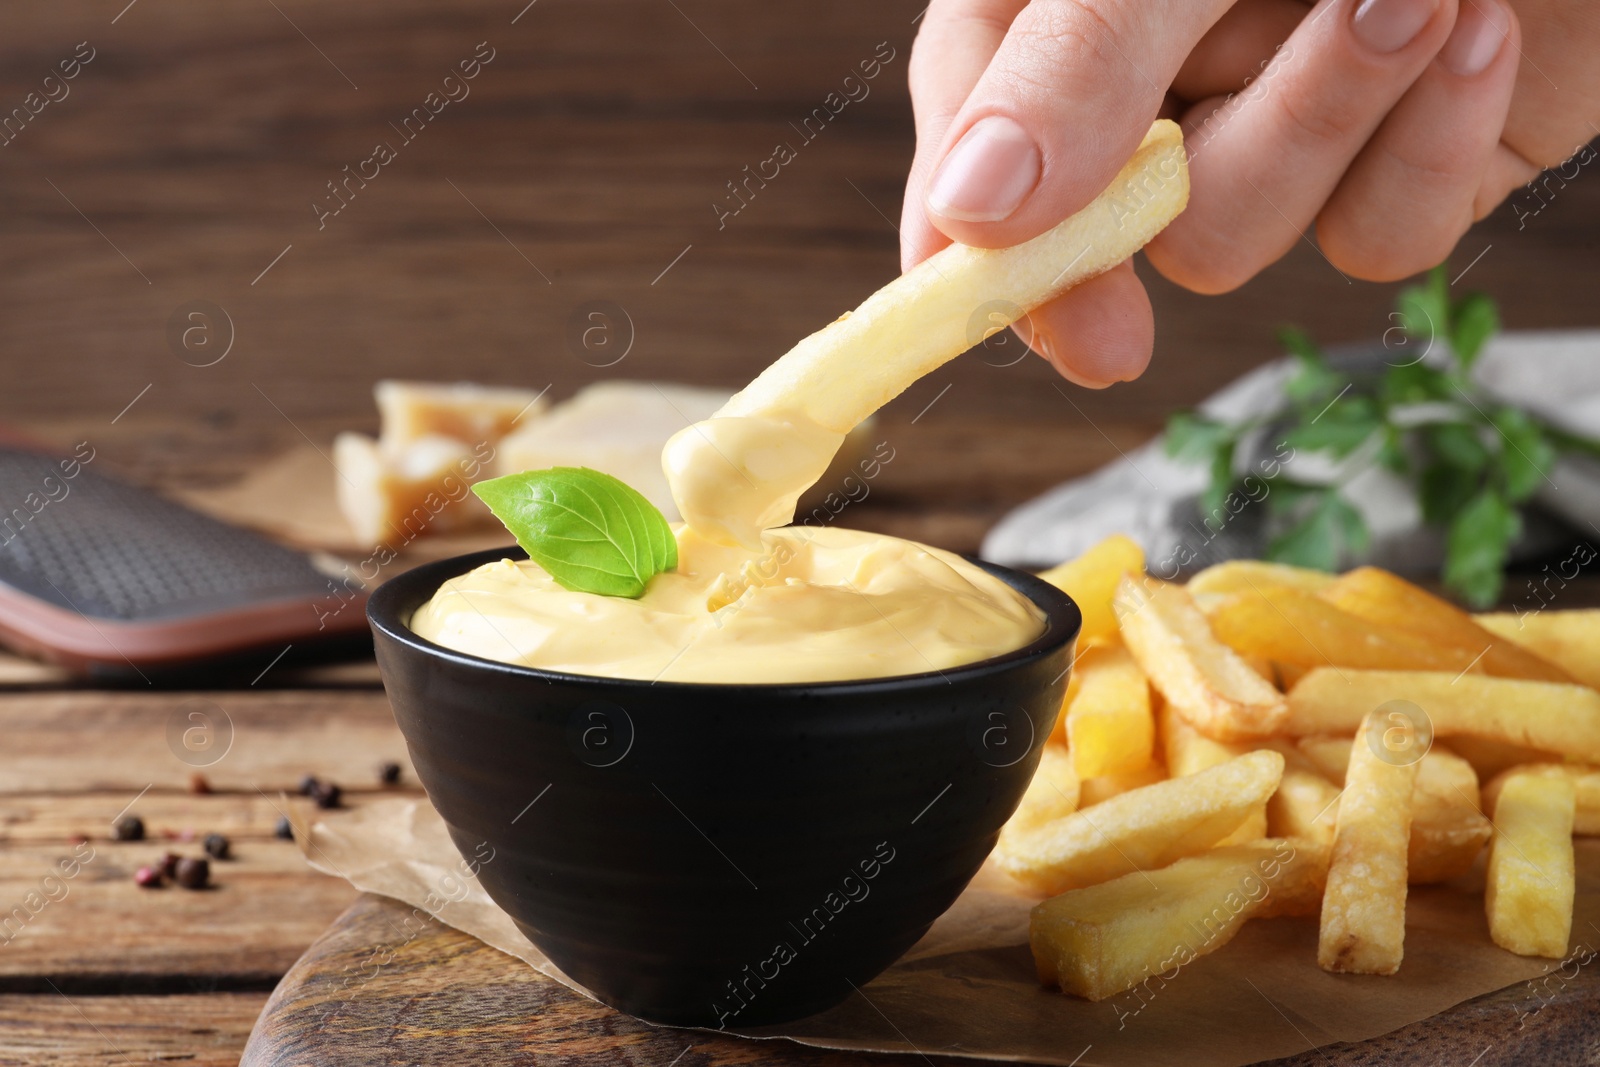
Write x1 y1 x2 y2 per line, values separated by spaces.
1351 0 1438 53
1440 0 1509 75
926 116 1041 223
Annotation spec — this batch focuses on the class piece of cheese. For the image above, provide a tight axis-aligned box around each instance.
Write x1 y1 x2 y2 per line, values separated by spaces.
333 432 494 547
494 383 731 520
374 380 547 449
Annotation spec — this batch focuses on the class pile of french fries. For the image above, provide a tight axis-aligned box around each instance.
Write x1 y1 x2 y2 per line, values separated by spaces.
1001 535 1600 1001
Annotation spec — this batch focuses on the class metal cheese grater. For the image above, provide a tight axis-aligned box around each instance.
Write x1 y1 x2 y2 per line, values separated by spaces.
0 441 368 678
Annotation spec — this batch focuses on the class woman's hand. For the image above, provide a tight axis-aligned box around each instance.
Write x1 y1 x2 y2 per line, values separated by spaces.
901 0 1599 388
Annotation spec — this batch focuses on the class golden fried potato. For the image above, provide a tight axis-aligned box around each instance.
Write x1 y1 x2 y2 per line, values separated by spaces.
1031 838 1326 1001
1186 559 1335 597
1319 711 1418 975
1267 769 1341 846
1441 734 1563 783
1064 643 1154 779
995 750 1285 896
1477 609 1600 691
1158 702 1267 844
1322 567 1571 683
1487 771 1576 959
1078 762 1169 808
1295 737 1491 883
1285 669 1600 764
1039 534 1146 648
1485 763 1600 836
1204 585 1481 674
1116 577 1288 741
1002 744 1080 836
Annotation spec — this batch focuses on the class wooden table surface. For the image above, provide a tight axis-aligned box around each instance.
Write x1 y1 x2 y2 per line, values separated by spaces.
1 2 1598 1064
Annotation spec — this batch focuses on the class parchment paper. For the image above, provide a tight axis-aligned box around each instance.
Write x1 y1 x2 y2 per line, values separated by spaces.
298 797 1600 1066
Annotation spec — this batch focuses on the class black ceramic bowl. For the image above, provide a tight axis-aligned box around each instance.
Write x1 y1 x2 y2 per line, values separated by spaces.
368 545 1080 1029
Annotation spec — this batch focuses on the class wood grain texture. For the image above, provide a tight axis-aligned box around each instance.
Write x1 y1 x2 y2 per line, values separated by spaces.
0 992 267 1067
241 893 1600 1067
0 689 410 795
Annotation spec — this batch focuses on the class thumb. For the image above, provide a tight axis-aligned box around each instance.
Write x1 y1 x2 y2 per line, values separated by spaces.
923 0 1232 249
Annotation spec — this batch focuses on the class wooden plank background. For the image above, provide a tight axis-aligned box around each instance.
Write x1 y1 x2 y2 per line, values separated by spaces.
0 1 1597 1063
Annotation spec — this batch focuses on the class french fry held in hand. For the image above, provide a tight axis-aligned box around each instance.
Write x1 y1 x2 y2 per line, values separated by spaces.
1486 771 1576 959
1322 567 1572 683
1031 838 1327 1001
1286 669 1600 764
1319 711 1418 975
995 750 1284 896
1204 585 1483 674
1037 534 1145 647
666 122 1189 546
1063 643 1154 779
1478 608 1600 690
1115 577 1289 741
1485 763 1600 836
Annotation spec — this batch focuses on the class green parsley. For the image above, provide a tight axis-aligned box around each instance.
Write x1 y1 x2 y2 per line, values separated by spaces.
1164 266 1599 607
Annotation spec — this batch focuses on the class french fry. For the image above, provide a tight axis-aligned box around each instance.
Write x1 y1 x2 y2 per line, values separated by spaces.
1031 838 1326 1001
1003 745 1081 836
1295 737 1493 883
1158 702 1266 844
1186 559 1335 597
1286 669 1600 764
1204 585 1482 674
1410 747 1493 883
1267 769 1341 846
1038 534 1146 647
1322 568 1572 683
1063 643 1154 779
1319 711 1419 975
995 750 1285 896
1079 762 1168 808
1486 771 1576 959
1485 764 1600 836
1116 577 1289 741
666 122 1188 545
1478 609 1600 690
1440 734 1562 783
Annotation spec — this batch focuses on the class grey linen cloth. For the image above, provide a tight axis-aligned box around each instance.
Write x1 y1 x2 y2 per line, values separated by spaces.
982 330 1600 575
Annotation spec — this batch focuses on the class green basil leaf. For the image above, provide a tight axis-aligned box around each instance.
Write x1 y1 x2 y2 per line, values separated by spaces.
1443 487 1519 608
471 467 678 598
1449 291 1499 370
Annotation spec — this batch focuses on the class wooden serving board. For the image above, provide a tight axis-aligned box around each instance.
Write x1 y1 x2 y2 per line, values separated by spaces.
242 893 1600 1067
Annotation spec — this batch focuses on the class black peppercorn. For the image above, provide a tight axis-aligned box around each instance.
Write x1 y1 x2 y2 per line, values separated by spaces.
378 761 402 786
203 833 231 860
112 815 145 842
174 856 209 889
274 815 294 840
311 781 341 809
298 774 320 797
160 852 181 880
